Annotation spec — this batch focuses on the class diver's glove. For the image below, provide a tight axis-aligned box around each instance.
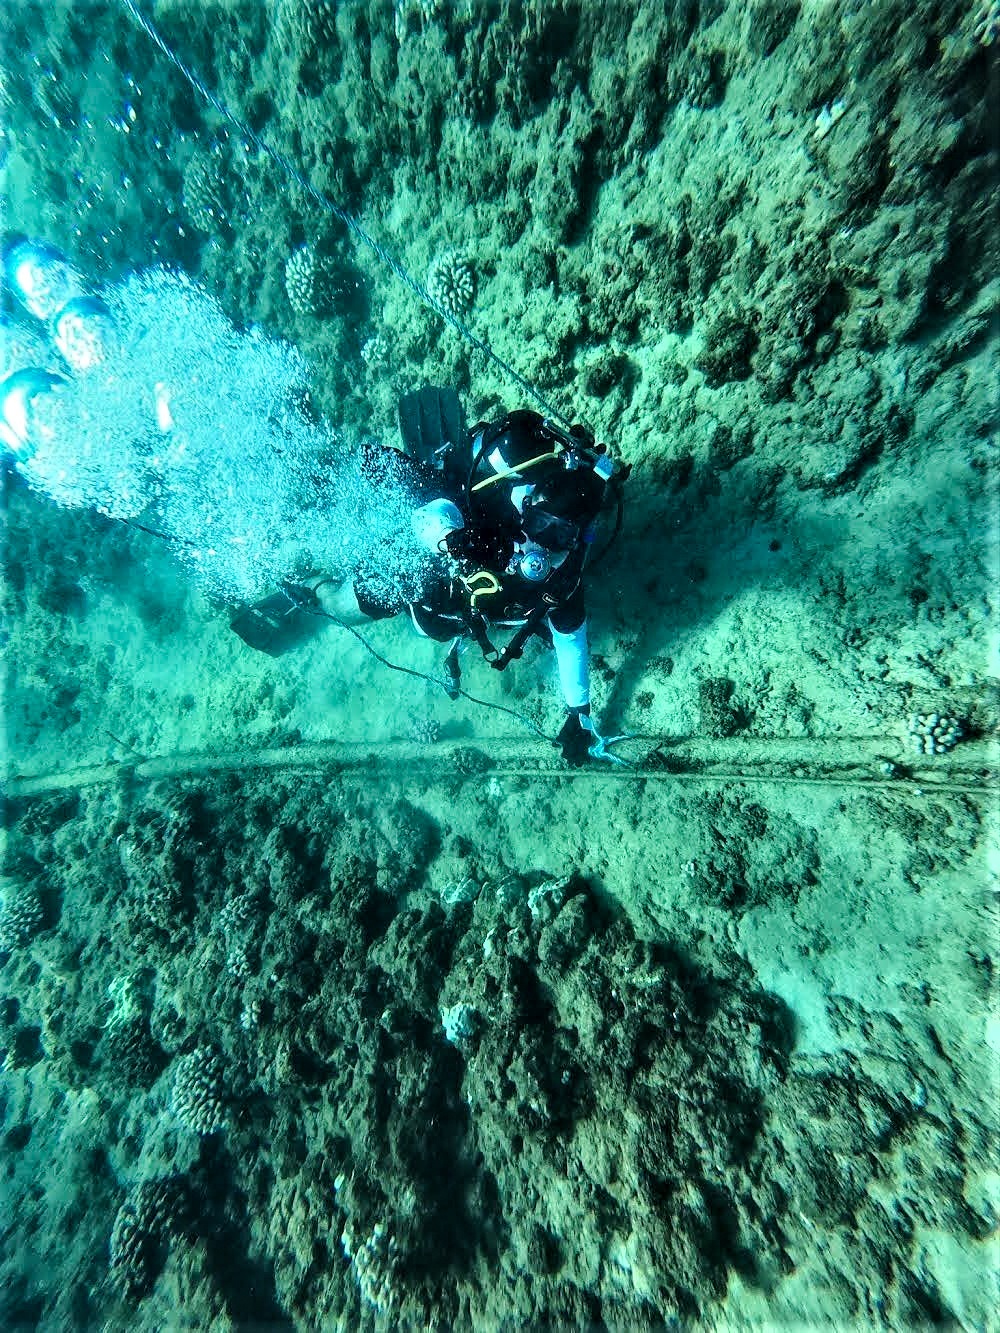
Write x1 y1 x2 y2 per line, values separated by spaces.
556 705 594 767
555 706 634 766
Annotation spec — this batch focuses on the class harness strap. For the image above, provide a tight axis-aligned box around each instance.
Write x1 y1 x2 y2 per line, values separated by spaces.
470 445 564 492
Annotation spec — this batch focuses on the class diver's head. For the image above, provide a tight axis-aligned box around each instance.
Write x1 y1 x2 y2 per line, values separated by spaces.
411 497 465 555
3 238 86 323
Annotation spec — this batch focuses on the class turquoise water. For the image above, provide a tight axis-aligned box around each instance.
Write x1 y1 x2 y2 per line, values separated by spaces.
1 1 998 1328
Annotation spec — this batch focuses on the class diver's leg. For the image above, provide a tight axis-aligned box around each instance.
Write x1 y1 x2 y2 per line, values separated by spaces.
311 577 370 625
547 586 590 711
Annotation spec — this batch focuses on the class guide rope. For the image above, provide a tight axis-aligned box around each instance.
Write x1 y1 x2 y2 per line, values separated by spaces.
118 0 578 431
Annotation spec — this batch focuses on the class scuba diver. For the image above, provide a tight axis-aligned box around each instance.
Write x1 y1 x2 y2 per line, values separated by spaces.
233 387 630 766
1 236 630 765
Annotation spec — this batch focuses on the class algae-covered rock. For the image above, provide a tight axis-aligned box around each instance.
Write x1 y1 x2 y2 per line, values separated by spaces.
2 764 995 1328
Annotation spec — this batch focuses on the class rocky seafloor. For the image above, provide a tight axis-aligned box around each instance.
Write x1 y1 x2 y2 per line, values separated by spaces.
1 768 996 1330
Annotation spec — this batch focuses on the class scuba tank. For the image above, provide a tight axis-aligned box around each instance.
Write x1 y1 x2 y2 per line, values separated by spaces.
1 239 116 467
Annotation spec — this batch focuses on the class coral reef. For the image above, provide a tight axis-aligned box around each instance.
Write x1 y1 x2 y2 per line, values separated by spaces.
695 304 759 387
908 711 964 755
109 1177 191 1301
0 882 44 952
697 676 746 737
102 1019 167 1089
181 146 228 234
439 999 477 1045
341 1215 403 1316
0 0 996 1327
971 0 1000 45
284 243 333 317
273 0 340 72
360 330 390 366
170 1047 229 1136
408 713 442 745
2 769 992 1328
426 249 476 320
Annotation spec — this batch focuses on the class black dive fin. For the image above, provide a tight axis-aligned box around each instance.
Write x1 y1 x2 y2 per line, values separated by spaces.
229 586 324 656
397 385 466 485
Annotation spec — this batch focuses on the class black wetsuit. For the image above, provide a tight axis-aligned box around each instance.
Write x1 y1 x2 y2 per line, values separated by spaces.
353 411 606 644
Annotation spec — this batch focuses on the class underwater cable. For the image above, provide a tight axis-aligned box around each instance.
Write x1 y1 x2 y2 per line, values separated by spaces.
10 736 995 797
117 0 578 433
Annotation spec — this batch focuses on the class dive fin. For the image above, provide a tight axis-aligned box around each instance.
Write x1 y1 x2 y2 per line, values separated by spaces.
229 586 325 656
397 385 466 483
